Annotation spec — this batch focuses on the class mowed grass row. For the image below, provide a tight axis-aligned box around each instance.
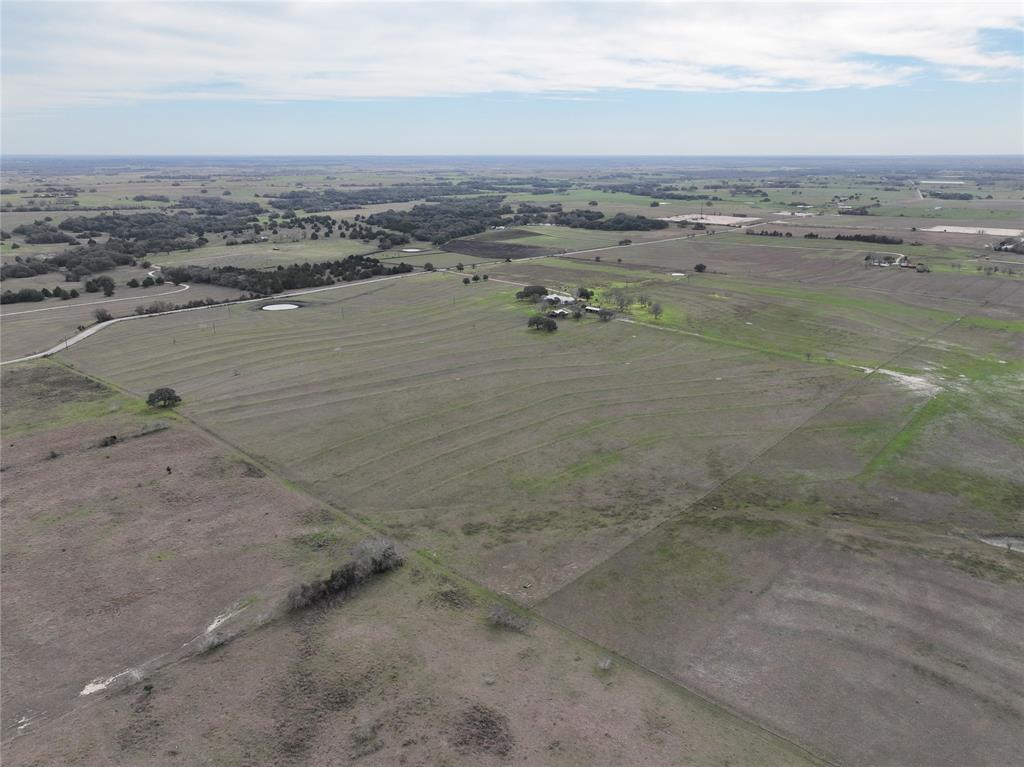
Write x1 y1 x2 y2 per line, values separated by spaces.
602 236 1024 307
65 273 858 598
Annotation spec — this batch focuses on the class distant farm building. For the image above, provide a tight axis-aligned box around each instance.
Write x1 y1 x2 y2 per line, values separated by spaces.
543 293 575 305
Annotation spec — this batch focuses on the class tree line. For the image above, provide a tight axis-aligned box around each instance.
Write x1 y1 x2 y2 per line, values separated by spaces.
161 254 413 295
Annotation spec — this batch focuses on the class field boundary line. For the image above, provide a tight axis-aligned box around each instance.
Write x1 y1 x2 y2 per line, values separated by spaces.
43 356 833 767
535 313 966 607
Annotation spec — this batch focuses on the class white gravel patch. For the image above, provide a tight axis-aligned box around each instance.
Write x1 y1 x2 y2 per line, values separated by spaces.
658 214 760 226
978 535 1024 553
858 367 942 395
921 226 1024 237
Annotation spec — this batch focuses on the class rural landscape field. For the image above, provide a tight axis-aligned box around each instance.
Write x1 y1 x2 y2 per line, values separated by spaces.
2 154 1021 766
2 1 1023 766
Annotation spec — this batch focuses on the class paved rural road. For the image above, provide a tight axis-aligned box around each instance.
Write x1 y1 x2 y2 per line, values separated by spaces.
1 283 191 316
0 221 770 366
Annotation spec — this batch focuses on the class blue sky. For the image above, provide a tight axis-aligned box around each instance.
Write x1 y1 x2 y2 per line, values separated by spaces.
2 1 1022 155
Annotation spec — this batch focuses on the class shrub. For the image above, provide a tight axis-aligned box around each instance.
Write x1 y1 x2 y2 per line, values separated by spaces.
463 277 470 285
285 537 404 612
694 263 707 273
487 603 531 633
93 307 113 323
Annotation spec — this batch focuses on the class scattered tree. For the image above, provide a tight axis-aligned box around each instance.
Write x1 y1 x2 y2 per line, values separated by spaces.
146 387 182 408
650 302 663 319
527 315 558 332
694 263 707 273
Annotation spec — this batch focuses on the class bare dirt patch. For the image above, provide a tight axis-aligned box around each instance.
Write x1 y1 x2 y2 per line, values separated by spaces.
4 563 820 767
0 362 339 738
450 702 514 757
443 239 556 260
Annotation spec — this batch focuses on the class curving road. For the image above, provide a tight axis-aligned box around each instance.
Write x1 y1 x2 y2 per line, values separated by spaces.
0 222 769 367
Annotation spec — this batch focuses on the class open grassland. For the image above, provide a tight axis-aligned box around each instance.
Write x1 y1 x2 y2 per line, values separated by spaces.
5 160 1024 766
54 250 1024 766
64 274 864 601
459 224 687 254
592 236 1024 316
151 235 395 269
0 361 822 767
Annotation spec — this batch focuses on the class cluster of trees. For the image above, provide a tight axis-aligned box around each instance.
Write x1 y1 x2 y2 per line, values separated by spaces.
58 198 265 254
2 287 48 303
125 275 163 288
923 191 974 200
132 194 171 202
268 178 574 213
606 288 661 316
84 275 116 296
11 221 78 244
49 245 139 281
747 229 794 238
1 256 51 279
267 181 496 213
515 285 548 302
133 294 254 315
551 210 668 231
835 233 903 245
509 202 564 225
589 182 722 201
1 285 83 304
162 254 413 295
838 203 881 215
527 315 558 332
264 211 409 249
366 197 509 245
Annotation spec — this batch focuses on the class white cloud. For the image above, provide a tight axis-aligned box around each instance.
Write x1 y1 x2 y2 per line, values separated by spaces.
2 1 1021 110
